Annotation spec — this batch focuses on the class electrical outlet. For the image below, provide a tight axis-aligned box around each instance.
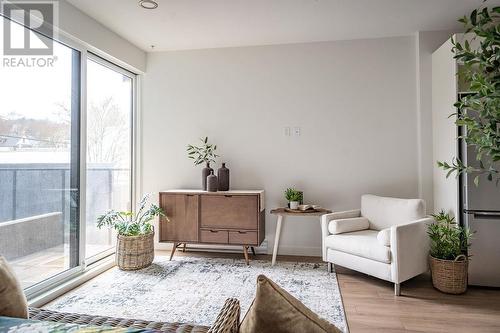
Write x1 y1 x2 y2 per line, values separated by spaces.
294 127 301 136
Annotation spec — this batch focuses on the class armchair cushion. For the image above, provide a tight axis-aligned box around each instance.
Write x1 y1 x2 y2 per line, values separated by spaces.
361 195 425 230
328 217 369 235
376 228 391 247
324 230 391 264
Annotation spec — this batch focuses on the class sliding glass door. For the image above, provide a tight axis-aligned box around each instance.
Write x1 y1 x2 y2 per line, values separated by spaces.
0 18 81 289
0 15 136 293
85 56 134 261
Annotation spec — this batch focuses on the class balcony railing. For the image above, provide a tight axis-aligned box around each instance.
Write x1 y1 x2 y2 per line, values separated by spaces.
0 163 128 261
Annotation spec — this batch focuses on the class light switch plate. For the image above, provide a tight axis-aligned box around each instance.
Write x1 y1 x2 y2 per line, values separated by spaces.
294 127 301 136
284 127 291 136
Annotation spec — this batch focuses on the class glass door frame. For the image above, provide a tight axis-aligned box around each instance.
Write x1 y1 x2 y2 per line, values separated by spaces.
20 31 87 299
83 52 138 266
8 26 140 299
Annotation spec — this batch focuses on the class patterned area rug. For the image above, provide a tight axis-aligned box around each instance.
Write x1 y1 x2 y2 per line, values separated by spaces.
46 256 347 332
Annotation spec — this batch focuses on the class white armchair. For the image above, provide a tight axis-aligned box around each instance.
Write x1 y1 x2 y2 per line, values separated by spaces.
321 194 432 295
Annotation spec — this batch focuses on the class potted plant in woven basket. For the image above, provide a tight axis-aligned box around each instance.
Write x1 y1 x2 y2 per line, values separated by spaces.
97 194 167 270
428 211 473 294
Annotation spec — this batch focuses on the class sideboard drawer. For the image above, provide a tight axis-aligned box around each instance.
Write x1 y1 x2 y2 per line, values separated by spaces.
229 231 258 245
201 195 258 229
200 229 229 244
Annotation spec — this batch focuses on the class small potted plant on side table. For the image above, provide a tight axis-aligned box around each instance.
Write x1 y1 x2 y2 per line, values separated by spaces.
97 194 167 270
428 210 473 294
285 188 302 210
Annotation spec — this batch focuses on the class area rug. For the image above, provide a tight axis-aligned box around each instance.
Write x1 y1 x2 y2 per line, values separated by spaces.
45 256 348 332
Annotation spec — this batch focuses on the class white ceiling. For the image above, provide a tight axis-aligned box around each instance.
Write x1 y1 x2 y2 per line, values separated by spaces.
67 0 494 52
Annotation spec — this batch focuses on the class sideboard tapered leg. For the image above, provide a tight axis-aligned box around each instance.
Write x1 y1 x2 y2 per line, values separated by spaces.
243 246 249 265
170 242 178 261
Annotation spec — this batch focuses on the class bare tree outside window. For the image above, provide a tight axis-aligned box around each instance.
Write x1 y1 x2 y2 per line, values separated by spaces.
54 97 129 166
87 97 128 165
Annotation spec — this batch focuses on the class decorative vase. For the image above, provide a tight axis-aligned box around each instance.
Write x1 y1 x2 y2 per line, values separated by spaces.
202 162 213 191
207 170 218 192
289 201 299 210
429 255 468 294
218 162 230 191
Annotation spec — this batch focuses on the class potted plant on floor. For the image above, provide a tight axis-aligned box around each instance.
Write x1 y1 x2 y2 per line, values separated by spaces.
428 210 473 294
187 137 219 191
285 188 303 210
97 194 167 270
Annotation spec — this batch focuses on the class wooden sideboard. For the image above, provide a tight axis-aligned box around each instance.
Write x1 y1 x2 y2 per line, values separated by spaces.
159 190 265 264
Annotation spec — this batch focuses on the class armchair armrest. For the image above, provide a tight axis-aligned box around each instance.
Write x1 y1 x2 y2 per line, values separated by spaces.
208 298 240 333
321 209 361 260
390 217 433 283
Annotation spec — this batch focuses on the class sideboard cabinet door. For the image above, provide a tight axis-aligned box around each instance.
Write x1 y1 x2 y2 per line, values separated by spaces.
159 194 199 242
200 195 258 230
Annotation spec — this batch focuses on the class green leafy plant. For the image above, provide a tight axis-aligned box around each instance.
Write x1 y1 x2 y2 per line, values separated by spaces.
186 137 219 166
284 188 302 202
438 4 500 186
97 194 167 236
428 210 473 260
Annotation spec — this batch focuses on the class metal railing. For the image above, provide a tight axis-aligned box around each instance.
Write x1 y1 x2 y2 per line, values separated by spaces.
0 163 128 224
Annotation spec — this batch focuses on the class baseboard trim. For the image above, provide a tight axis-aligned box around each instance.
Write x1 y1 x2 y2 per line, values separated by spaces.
156 241 321 257
155 239 269 254
270 246 322 257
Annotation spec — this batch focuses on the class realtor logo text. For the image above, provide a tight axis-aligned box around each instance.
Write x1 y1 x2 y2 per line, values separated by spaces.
1 0 59 67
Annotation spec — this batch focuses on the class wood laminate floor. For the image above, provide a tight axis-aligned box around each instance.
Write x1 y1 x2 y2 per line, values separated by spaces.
159 250 500 333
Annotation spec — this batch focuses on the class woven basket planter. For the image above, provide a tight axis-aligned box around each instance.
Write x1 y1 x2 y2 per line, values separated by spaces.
116 232 154 270
429 255 468 294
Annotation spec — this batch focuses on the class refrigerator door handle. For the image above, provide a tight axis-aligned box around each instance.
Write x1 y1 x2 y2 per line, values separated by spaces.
464 210 500 219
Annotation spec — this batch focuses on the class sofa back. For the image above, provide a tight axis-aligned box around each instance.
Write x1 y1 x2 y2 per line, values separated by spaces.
361 194 425 230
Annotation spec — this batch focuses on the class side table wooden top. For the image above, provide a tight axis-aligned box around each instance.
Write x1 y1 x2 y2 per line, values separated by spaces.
270 208 332 216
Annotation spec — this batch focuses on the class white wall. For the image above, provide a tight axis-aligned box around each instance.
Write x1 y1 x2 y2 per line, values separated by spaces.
142 36 419 256
415 30 454 213
431 38 459 218
58 1 146 72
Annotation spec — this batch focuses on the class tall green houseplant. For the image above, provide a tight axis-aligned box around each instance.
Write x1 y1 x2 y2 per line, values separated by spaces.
438 5 500 185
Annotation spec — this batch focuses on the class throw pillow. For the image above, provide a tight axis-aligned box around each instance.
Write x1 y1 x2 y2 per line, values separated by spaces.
377 228 391 246
328 217 369 234
0 256 28 318
239 275 341 333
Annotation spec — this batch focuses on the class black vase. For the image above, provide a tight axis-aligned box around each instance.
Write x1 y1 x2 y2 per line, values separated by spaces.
202 162 213 191
207 170 218 192
217 162 230 191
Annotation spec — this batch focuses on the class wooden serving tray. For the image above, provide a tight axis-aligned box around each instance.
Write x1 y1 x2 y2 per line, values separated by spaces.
284 208 322 213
